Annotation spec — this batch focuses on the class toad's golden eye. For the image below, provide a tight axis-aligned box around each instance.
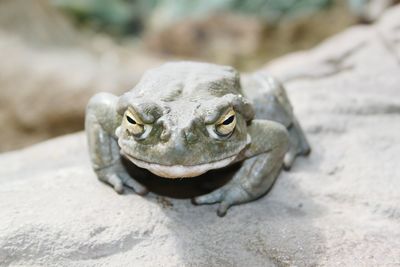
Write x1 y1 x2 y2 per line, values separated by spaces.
124 109 145 136
215 108 236 136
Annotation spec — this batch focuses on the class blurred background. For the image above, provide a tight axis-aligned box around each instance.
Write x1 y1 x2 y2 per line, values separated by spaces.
0 0 397 152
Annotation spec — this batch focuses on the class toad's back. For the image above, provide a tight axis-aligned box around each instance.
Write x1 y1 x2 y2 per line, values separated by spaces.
130 62 243 101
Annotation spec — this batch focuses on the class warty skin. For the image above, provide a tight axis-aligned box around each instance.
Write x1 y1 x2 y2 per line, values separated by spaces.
85 62 310 216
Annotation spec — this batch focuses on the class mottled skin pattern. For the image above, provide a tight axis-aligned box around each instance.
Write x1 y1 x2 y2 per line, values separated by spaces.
85 62 310 216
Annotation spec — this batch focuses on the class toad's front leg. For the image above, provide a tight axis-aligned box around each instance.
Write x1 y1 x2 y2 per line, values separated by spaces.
193 120 289 216
85 93 148 195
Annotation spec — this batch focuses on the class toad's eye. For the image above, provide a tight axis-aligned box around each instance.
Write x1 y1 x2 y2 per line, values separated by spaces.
124 109 152 138
207 108 236 138
222 115 235 125
126 115 137 125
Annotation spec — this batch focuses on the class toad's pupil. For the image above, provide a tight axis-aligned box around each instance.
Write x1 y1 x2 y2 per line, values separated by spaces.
126 116 136 124
222 115 235 125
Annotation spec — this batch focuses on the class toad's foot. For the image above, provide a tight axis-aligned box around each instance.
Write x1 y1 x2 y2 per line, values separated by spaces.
193 151 283 217
191 120 289 216
192 182 255 217
96 163 148 195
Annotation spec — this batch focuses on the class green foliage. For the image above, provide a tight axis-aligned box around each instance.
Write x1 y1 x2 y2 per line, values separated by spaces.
52 0 333 35
230 0 333 22
52 0 158 34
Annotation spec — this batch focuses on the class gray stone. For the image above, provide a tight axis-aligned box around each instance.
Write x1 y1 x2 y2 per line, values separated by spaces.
0 0 162 152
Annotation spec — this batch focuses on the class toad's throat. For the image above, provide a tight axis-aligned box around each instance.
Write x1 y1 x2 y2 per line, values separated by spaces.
122 153 238 179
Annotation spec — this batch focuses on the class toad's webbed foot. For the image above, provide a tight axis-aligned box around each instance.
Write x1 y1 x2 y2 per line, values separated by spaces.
193 152 283 217
96 160 148 195
192 181 253 217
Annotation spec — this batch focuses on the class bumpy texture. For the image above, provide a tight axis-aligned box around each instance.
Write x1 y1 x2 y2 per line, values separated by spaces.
1 5 400 266
85 61 309 216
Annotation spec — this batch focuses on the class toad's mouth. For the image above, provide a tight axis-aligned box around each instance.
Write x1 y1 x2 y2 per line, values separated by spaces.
122 152 238 179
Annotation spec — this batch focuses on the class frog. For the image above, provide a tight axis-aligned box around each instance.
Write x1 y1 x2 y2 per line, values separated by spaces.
85 62 310 217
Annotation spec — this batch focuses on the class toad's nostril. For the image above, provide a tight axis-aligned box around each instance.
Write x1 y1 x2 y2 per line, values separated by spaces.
159 118 171 142
182 129 198 144
161 129 171 141
185 131 198 143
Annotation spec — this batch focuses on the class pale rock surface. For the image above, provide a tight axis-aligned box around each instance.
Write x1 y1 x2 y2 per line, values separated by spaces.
0 31 162 152
1 5 400 267
0 0 163 152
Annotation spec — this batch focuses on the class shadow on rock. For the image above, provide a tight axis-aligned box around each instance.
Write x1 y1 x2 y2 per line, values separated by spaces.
122 156 241 198
122 156 326 266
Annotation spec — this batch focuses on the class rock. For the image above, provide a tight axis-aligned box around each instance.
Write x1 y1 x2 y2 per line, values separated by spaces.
0 0 163 152
1 5 400 267
0 0 77 46
145 13 266 69
145 3 355 70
